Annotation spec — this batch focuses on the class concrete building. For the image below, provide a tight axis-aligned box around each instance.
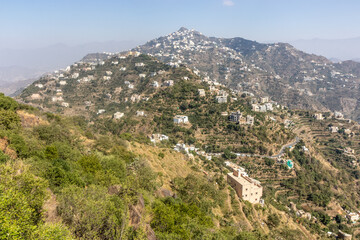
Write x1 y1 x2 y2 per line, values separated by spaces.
173 115 189 124
265 103 273 111
334 111 344 119
216 95 228 103
150 134 169 143
135 62 145 67
113 112 124 119
252 104 260 112
136 111 145 116
246 115 255 125
198 89 206 97
61 102 69 107
97 109 106 115
260 97 269 103
229 111 242 123
347 212 359 223
329 126 339 133
164 80 174 86
227 170 263 204
314 113 324 120
152 81 159 88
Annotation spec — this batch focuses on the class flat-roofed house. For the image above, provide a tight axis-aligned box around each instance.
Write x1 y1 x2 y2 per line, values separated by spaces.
227 170 263 204
173 115 189 124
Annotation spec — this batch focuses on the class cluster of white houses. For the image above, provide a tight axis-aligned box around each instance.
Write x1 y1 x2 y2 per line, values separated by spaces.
28 50 151 109
225 161 263 204
173 143 213 160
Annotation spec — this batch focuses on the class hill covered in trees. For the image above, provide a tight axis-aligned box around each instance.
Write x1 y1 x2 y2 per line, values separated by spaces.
5 51 360 239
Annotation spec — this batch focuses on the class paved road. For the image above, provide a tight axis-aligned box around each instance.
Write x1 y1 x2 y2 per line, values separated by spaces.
271 137 301 158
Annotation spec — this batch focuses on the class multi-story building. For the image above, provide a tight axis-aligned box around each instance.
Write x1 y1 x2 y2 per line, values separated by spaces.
227 170 263 204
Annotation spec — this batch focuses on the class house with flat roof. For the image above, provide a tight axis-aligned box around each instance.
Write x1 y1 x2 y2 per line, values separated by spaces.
198 89 206 97
229 111 242 123
227 170 263 204
314 113 324 120
174 115 189 124
216 95 227 103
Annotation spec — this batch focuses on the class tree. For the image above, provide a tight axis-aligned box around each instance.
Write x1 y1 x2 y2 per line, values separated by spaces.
57 185 125 239
267 214 280 229
265 158 275 167
0 109 20 130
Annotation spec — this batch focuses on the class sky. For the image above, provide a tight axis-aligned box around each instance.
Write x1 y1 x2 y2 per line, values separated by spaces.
1 0 360 49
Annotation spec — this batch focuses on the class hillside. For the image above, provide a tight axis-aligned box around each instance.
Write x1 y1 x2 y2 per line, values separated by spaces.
12 51 360 239
134 27 360 122
17 53 295 156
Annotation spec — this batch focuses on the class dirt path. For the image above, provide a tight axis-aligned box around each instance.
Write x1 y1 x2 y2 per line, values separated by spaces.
43 188 61 224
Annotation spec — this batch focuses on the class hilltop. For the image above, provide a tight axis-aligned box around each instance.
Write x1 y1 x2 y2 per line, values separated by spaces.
134 27 360 122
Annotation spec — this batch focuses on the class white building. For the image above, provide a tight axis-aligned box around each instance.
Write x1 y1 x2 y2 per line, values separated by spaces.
198 89 206 97
265 103 273 111
59 80 67 86
97 109 106 114
139 74 146 78
72 73 79 79
347 212 360 223
334 111 344 119
246 115 255 125
150 134 169 143
259 105 267 112
173 115 189 124
135 62 145 67
61 102 69 107
52 96 64 102
136 111 145 116
113 112 124 119
252 104 260 112
164 80 174 86
314 113 324 120
216 95 227 103
260 97 269 103
152 81 159 88
329 126 339 133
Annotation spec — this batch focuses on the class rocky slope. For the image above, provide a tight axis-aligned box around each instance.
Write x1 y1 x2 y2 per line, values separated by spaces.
134 27 360 122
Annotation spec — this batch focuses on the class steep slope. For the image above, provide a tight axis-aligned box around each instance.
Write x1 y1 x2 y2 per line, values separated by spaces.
135 27 360 122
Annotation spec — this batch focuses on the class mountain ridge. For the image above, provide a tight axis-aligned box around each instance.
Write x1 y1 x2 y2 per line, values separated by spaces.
134 27 360 122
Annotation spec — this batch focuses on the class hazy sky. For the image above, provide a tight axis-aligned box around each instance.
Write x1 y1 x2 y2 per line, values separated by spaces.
1 0 360 49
